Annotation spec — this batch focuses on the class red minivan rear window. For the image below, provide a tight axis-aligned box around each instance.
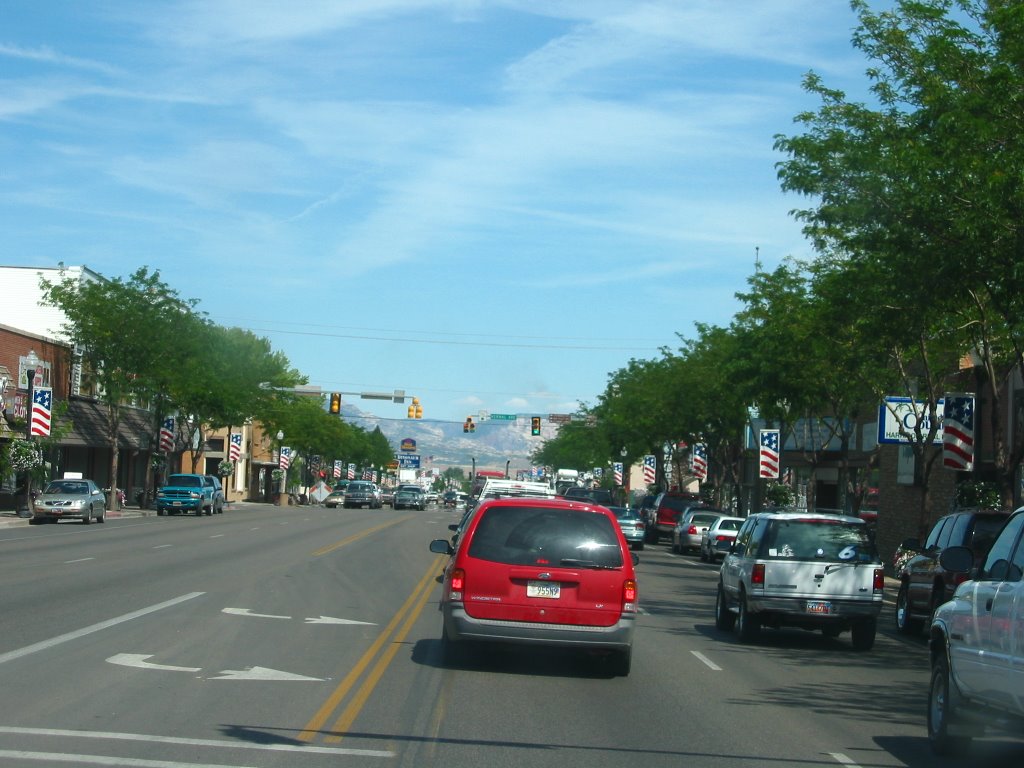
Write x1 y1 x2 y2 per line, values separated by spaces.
467 506 624 568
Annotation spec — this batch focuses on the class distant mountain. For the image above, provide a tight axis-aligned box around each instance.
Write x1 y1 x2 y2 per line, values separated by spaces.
340 404 554 474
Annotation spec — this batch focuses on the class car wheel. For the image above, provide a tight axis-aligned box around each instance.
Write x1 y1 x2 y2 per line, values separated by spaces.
735 589 760 642
895 581 923 634
97 507 106 523
715 583 736 631
928 650 972 755
157 508 166 516
609 646 632 677
850 618 876 651
82 507 92 525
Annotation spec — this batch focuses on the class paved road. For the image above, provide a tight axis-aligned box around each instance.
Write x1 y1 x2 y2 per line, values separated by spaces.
0 503 1020 767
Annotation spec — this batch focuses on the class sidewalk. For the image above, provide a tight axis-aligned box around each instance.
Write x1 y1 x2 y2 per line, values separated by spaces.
0 500 266 528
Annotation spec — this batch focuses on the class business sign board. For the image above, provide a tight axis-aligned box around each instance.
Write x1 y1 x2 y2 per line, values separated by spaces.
397 454 421 468
878 397 944 445
548 414 572 424
400 438 417 453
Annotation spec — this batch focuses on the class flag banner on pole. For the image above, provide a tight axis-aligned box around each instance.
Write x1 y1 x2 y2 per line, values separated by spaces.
159 417 175 452
691 443 708 480
642 454 656 485
30 387 52 437
333 460 342 479
280 447 291 470
759 430 780 478
347 463 356 480
593 467 603 478
942 394 975 471
228 433 242 462
613 462 623 486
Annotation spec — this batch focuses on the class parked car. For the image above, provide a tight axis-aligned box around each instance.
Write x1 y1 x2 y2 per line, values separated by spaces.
203 475 224 514
343 481 382 509
156 473 215 516
699 516 744 562
323 488 347 508
672 508 725 554
927 506 1024 755
393 485 426 510
30 478 106 524
716 510 884 649
379 487 395 507
429 497 639 675
895 507 1011 634
609 506 645 551
645 491 702 543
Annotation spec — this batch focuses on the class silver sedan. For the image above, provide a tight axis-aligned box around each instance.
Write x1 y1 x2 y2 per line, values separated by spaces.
31 478 106 524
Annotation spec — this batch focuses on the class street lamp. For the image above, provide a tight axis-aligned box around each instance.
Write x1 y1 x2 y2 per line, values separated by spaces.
20 350 41 518
276 430 285 506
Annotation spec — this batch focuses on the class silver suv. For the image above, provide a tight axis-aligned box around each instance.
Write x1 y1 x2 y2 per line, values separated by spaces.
927 506 1024 755
715 510 884 650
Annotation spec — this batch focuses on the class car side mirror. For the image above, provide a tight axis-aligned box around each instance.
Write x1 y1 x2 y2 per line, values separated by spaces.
448 523 459 532
429 539 454 556
938 545 973 574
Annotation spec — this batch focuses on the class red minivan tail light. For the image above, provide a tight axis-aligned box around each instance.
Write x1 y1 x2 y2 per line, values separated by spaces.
449 568 465 601
751 563 766 586
623 579 637 613
873 568 885 592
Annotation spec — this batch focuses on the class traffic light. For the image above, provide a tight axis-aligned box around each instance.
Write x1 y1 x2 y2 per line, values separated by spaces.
464 416 475 433
329 392 341 414
407 397 422 419
531 416 541 436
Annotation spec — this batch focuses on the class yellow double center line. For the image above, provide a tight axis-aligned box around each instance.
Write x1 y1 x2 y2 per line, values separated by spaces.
299 552 445 744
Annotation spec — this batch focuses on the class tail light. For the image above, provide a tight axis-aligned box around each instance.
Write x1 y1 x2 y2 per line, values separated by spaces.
751 563 765 586
715 535 730 542
687 524 698 535
622 579 637 613
873 568 885 592
449 568 465 602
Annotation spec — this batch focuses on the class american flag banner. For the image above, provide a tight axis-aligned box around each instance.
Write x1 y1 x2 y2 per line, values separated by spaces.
942 394 975 471
362 468 371 480
30 387 52 437
691 443 708 481
347 463 356 480
759 430 780 479
228 432 242 462
613 462 623 486
593 467 603 478
159 417 175 452
333 460 342 479
642 454 657 485
279 447 291 470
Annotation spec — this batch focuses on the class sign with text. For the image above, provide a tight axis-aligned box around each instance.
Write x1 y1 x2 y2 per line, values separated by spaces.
878 397 944 445
548 414 571 424
488 413 517 420
397 454 421 468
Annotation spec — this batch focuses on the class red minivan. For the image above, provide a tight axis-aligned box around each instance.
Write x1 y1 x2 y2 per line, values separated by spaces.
429 497 639 675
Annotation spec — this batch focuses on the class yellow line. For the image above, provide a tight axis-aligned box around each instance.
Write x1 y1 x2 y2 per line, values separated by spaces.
298 555 443 742
324 555 442 743
312 515 414 557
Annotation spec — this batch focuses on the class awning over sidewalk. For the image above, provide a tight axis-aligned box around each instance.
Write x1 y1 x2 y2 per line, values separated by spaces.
56 398 156 450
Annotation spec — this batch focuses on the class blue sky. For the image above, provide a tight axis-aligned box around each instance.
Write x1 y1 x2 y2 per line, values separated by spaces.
1 1 875 426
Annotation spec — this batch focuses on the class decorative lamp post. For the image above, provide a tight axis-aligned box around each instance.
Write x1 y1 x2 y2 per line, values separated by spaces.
21 349 41 518
620 446 629 506
276 430 285 506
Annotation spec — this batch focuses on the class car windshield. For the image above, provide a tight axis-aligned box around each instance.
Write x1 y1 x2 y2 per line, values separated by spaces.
761 519 878 563
690 513 722 525
347 483 371 492
167 475 201 487
468 506 624 568
45 481 88 494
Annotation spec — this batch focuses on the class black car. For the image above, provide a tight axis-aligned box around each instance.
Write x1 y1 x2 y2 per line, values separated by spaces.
561 486 615 506
442 490 459 508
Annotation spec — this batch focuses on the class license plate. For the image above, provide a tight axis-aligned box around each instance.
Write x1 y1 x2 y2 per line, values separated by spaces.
172 501 182 506
806 600 832 615
527 581 560 599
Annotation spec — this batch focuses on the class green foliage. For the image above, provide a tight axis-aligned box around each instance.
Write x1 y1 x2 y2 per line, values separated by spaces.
955 480 1002 510
764 482 796 508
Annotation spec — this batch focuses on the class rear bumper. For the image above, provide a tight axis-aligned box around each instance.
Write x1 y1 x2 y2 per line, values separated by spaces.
442 604 635 650
746 594 882 626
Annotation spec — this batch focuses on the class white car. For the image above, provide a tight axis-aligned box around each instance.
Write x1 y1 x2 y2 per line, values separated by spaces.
927 506 1024 755
699 516 744 562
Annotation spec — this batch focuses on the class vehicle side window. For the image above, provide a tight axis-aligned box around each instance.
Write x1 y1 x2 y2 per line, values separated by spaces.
748 519 768 556
981 514 1024 581
925 516 951 549
732 518 755 556
1007 537 1024 583
942 514 967 548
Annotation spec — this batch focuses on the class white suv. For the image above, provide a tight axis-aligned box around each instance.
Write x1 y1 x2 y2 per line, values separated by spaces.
715 510 884 650
927 506 1024 755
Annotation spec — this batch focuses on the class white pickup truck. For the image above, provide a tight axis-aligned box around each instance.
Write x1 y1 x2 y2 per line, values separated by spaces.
928 506 1024 755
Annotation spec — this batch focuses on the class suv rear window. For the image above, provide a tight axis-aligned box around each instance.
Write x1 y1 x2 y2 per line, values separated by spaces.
468 506 624 568
758 519 878 563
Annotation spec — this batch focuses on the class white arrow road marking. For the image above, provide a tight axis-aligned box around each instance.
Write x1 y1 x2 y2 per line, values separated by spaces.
107 653 201 673
305 616 376 625
222 607 291 619
209 666 323 681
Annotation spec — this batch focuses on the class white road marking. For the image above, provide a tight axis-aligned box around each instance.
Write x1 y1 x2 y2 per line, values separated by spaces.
0 592 205 666
305 615 376 625
691 651 722 671
829 754 861 767
0 726 393 757
208 666 323 681
106 654 201 673
0 751 246 767
209 534 224 538
64 557 95 563
152 544 172 549
222 607 290 620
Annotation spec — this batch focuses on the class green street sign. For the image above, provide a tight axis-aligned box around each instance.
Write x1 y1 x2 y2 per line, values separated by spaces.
488 413 517 420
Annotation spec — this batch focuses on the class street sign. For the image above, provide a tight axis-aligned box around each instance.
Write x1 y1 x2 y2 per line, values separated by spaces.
489 413 517 420
397 454 420 468
548 414 571 424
